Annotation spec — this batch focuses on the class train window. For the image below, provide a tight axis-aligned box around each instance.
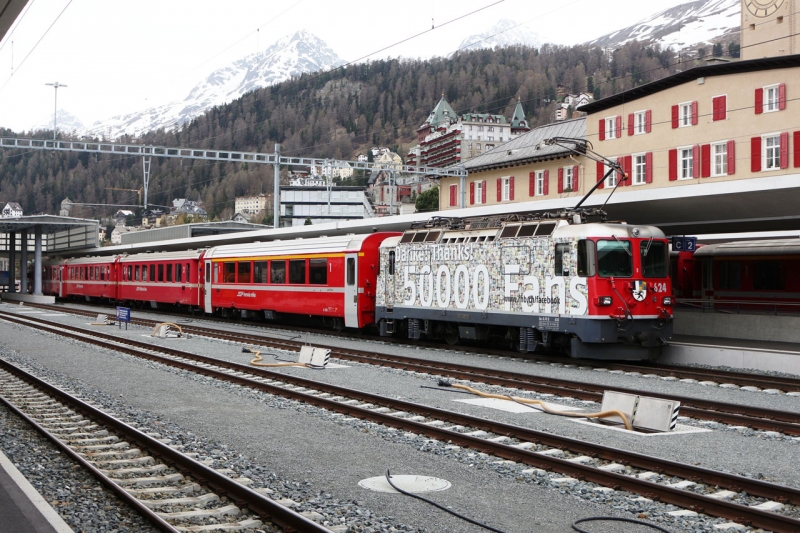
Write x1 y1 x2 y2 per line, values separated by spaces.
641 241 668 278
554 243 570 276
388 251 396 276
718 261 741 290
100 266 105 281
254 261 268 283
206 265 211 284
346 257 356 285
135 265 140 281
597 240 633 277
158 264 164 282
754 261 785 290
142 265 148 282
214 264 219 284
500 225 519 238
424 231 441 242
270 261 286 283
289 259 306 284
517 224 538 238
176 264 183 283
222 262 234 283
167 264 173 282
400 233 415 244
238 261 251 283
309 259 327 284
577 240 596 277
412 232 427 243
535 223 556 236
186 263 191 283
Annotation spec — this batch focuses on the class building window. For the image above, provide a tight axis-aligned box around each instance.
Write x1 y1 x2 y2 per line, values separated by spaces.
679 147 694 179
602 163 617 188
634 111 647 134
765 84 780 112
712 142 728 176
476 181 484 204
605 116 618 139
488 126 494 132
564 166 575 190
502 177 511 201
632 154 647 185
679 102 693 127
535 171 545 195
485 143 494 150
764 134 781 170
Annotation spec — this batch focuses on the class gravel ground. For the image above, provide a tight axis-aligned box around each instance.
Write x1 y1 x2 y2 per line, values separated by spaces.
1 304 798 531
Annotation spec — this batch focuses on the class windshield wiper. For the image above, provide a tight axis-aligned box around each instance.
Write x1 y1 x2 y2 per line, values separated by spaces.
642 236 654 257
614 235 632 256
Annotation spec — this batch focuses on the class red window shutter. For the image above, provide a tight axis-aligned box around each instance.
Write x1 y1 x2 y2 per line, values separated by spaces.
615 115 622 137
623 156 632 186
755 88 763 114
543 171 549 195
645 152 653 183
529 172 535 196
482 181 487 203
645 110 652 133
598 119 605 141
596 161 605 189
496 178 501 202
692 145 700 178
671 105 679 128
668 149 678 181
572 165 579 191
751 137 762 172
712 96 726 121
510 176 515 200
691 101 698 125
616 157 624 185
449 185 456 207
727 140 736 175
557 168 564 193
627 113 634 136
779 83 787 110
795 132 800 168
701 144 711 177
470 181 475 204
780 132 789 168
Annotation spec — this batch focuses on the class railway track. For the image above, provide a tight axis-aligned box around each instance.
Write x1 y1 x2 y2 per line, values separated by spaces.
0 359 329 533
21 301 800 394
1 309 800 531
14 303 800 436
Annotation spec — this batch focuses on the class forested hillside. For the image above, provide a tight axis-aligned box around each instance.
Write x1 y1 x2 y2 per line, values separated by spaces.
0 40 689 221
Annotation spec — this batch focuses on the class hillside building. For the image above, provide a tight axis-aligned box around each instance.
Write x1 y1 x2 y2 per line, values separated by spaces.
1 203 23 218
234 193 272 221
406 96 530 168
280 186 374 227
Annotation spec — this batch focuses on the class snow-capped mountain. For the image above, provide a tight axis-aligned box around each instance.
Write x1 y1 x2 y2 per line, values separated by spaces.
86 30 344 139
33 110 85 136
587 0 739 51
457 19 541 53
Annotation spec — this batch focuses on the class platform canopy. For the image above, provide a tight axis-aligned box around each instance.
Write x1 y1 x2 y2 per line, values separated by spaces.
0 215 99 252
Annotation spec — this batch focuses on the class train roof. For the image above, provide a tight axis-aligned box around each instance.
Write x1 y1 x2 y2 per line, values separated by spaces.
204 233 390 259
65 255 121 265
120 249 205 263
552 223 666 239
693 238 800 257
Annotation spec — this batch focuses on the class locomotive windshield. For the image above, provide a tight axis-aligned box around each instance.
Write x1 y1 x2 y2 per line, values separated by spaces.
641 240 668 277
597 239 633 277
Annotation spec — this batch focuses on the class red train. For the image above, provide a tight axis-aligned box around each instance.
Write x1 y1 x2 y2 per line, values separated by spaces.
40 214 677 360
671 238 800 312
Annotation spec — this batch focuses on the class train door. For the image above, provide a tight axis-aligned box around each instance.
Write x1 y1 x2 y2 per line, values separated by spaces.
344 253 358 327
204 260 213 313
384 250 395 308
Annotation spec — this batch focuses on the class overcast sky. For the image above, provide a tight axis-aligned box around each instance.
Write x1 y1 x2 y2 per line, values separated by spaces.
0 0 690 132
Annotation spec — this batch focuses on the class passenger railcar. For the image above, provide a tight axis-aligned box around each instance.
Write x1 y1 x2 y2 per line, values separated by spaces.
202 233 399 328
42 260 66 297
691 239 800 311
376 216 674 360
117 250 204 308
62 256 120 301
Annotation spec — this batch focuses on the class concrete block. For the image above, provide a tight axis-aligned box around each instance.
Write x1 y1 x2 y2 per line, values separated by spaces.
713 523 747 531
752 500 784 512
535 448 564 457
551 477 578 485
668 510 698 517
668 480 696 489
522 468 547 476
708 490 737 500
598 463 626 473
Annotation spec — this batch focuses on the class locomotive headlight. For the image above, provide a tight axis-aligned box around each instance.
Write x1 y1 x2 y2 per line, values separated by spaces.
597 296 613 306
662 296 674 306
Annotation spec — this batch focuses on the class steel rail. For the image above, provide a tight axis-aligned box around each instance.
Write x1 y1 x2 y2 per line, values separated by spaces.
0 358 330 533
2 312 800 531
10 306 800 434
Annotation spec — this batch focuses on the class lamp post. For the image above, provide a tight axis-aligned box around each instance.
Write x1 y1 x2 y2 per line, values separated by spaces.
45 82 67 140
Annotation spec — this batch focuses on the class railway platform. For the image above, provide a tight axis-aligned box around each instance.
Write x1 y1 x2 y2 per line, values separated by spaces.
662 334 800 375
0 450 73 533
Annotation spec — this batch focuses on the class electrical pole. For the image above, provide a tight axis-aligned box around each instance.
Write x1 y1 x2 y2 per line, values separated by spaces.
45 82 67 140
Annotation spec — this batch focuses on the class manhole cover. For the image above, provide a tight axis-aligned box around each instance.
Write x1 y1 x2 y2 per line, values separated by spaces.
359 475 451 494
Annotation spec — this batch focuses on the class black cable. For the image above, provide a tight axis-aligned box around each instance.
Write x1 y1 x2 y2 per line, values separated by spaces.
384 470 507 533
572 516 673 533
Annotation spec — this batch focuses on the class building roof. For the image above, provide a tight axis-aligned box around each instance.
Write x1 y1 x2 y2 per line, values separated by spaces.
462 116 586 172
460 113 508 124
422 96 457 129
579 54 800 114
510 99 528 129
